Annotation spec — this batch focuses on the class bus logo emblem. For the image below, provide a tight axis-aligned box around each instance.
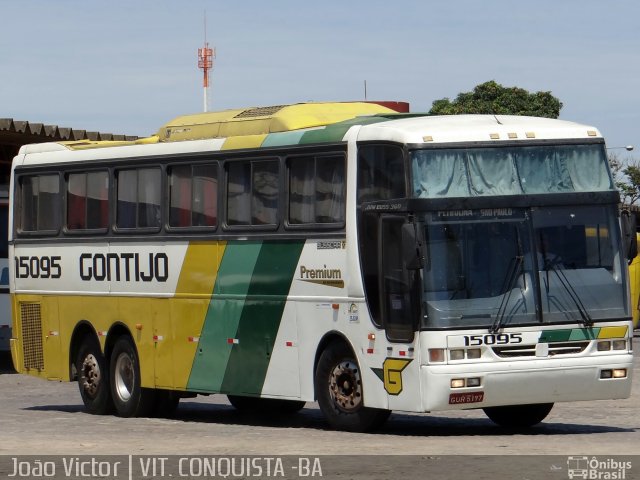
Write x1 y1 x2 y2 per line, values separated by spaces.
372 358 412 395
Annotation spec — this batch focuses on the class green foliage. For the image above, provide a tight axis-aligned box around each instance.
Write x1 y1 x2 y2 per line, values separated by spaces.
429 80 563 118
610 153 640 206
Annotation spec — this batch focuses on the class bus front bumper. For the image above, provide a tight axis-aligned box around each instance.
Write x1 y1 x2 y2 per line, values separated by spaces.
421 353 633 412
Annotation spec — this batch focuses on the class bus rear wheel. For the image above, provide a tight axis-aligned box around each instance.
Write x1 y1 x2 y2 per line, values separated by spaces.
483 403 554 428
227 395 305 414
76 336 112 415
109 336 155 417
315 342 390 432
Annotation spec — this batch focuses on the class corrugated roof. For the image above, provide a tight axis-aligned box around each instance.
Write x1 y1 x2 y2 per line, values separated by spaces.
0 118 138 143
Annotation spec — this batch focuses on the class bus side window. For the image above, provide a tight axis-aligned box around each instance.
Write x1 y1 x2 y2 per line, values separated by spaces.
357 144 405 203
288 154 345 225
19 174 61 233
169 163 218 229
67 171 108 231
227 159 279 228
116 168 161 230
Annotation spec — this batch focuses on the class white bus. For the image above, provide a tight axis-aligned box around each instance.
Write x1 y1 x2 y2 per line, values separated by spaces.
9 102 634 431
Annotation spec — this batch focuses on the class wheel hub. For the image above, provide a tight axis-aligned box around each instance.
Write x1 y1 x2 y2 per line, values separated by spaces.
114 352 134 402
81 354 101 398
329 360 363 412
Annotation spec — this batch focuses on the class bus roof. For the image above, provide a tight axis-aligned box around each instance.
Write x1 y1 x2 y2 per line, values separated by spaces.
15 102 603 163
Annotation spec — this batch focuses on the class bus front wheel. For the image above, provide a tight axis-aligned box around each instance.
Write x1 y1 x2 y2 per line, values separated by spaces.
315 342 390 432
483 403 554 428
109 336 155 417
76 336 112 415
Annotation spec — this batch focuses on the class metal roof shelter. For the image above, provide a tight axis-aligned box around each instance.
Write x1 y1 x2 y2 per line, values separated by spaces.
0 118 137 184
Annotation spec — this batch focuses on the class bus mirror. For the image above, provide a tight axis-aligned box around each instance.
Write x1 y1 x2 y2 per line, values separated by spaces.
621 210 638 263
402 223 425 270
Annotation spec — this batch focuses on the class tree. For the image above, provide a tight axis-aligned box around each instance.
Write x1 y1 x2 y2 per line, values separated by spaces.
429 80 563 118
610 153 640 206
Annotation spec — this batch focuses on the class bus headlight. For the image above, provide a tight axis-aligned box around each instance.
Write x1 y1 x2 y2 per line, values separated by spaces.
597 341 611 351
612 340 627 350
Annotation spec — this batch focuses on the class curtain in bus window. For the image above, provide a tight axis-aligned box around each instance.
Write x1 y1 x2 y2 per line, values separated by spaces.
412 150 469 198
289 157 315 224
227 162 251 225
316 156 345 223
86 171 108 229
169 166 192 227
514 146 573 194
252 161 279 225
137 169 161 228
67 173 87 229
192 164 217 227
20 177 37 231
467 149 521 195
117 170 137 228
562 145 613 191
37 175 60 231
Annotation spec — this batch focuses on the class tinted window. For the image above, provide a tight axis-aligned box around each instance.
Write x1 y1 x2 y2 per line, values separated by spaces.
227 160 279 227
20 174 60 232
169 164 217 228
116 168 161 229
67 171 109 230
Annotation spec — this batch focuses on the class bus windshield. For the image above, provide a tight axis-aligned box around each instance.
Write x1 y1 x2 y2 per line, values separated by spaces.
411 143 613 198
420 205 628 329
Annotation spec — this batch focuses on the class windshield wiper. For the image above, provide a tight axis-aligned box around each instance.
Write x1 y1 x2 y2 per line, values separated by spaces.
545 263 594 328
489 255 523 333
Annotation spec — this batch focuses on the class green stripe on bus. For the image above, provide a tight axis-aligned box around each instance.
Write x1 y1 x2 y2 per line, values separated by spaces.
186 241 263 392
220 240 305 395
538 329 572 343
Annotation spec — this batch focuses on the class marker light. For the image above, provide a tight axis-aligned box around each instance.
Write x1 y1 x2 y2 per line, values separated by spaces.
612 340 627 351
450 349 465 361
429 349 445 363
597 341 612 351
466 348 482 359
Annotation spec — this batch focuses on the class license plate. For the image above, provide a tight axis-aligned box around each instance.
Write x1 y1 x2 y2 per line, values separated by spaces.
449 392 484 404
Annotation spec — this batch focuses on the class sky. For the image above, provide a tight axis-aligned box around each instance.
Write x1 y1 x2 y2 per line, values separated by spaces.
1 1 639 161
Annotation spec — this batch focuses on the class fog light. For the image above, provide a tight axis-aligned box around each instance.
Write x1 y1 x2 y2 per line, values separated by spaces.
451 378 465 388
613 369 627 378
612 340 627 351
600 369 613 379
467 348 481 359
597 341 611 351
466 377 481 387
429 349 445 363
450 349 465 361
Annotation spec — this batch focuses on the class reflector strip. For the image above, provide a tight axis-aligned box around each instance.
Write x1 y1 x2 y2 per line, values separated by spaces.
98 331 108 337
227 338 239 344
285 341 294 347
48 331 59 336
188 336 200 343
153 335 164 342
367 348 374 354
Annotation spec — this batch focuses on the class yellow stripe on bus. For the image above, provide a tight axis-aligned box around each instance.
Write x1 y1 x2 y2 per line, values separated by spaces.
598 326 628 339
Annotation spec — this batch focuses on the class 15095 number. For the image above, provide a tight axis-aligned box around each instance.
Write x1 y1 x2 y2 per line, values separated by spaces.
463 333 523 346
14 256 62 279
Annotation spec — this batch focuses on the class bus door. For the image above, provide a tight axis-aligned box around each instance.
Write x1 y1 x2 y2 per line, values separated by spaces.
377 215 423 411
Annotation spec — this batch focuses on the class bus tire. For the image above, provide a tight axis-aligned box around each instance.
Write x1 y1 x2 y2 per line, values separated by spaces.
76 335 113 415
315 342 390 432
227 395 305 414
109 336 155 417
483 403 553 428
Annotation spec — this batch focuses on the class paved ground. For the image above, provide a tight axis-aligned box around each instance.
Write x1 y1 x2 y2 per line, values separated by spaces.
0 340 639 459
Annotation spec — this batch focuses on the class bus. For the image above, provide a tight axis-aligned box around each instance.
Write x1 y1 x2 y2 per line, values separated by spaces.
8 102 635 432
0 190 10 352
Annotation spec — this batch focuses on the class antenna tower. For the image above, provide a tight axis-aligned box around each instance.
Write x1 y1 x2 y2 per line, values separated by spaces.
197 12 215 112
